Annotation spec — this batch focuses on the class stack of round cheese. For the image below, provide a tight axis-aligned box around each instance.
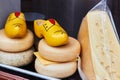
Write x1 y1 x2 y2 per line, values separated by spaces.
34 37 81 78
0 29 34 67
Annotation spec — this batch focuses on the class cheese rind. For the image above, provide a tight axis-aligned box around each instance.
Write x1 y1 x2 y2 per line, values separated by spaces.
0 48 34 67
35 58 77 78
0 29 34 52
38 37 80 62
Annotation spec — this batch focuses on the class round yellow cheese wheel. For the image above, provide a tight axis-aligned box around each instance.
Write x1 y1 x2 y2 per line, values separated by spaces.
38 37 80 62
35 58 77 78
0 29 34 52
0 48 34 67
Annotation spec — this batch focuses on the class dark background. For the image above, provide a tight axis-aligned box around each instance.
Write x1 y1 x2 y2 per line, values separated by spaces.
21 0 120 38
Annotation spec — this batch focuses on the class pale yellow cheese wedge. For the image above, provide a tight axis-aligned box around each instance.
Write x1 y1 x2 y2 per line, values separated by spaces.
78 10 120 80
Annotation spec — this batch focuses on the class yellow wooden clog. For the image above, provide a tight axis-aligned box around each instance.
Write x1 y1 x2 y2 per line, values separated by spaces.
4 12 27 38
34 19 68 46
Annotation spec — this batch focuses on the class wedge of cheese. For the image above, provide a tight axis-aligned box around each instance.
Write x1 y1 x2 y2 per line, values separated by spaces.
78 10 120 80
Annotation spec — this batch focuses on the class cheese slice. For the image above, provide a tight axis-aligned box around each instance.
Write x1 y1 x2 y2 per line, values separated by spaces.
34 52 58 65
34 52 78 65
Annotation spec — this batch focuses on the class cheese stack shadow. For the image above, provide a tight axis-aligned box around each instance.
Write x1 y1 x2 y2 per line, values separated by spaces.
34 36 81 78
0 12 35 67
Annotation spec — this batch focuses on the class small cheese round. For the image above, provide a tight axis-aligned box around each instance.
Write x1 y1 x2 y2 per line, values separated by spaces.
38 37 80 62
0 48 34 67
0 29 34 52
35 58 77 78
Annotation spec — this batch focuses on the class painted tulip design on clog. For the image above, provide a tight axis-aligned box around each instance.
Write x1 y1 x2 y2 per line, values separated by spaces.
34 19 68 46
4 12 27 38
